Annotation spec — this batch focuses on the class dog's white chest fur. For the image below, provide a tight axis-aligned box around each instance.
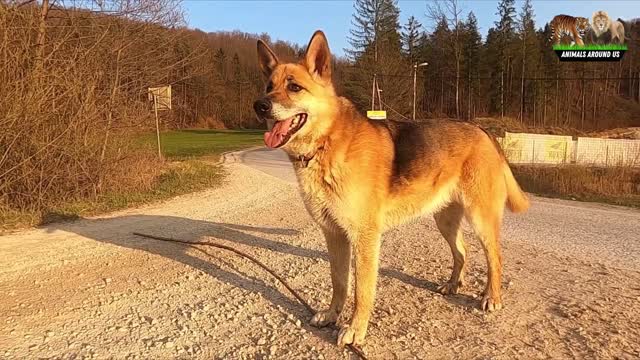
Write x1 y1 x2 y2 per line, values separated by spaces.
293 160 346 231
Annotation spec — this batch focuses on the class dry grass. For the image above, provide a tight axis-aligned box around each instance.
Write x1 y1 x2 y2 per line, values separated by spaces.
0 160 225 232
1 128 264 233
513 165 640 208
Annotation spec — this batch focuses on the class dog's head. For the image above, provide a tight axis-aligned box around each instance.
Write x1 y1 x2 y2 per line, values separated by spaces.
253 30 337 150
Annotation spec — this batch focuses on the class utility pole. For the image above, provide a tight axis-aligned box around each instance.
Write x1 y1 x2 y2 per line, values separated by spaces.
412 62 428 121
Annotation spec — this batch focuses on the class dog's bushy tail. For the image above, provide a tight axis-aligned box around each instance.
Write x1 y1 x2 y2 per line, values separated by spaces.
503 164 530 213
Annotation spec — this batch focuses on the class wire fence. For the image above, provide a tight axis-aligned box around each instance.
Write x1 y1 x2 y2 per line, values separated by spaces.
497 132 640 167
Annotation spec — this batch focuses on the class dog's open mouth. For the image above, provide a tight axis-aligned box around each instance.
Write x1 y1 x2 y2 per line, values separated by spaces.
264 113 307 148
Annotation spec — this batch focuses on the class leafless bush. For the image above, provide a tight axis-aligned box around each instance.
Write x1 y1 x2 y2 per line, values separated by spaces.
0 0 200 215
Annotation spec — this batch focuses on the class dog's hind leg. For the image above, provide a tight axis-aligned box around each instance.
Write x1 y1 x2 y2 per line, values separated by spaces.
465 202 504 312
311 225 351 327
434 202 466 295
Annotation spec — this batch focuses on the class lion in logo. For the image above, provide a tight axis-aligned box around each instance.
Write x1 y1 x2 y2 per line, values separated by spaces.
591 11 626 44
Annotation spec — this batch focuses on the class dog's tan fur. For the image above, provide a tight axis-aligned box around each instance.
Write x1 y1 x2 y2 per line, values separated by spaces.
254 31 529 347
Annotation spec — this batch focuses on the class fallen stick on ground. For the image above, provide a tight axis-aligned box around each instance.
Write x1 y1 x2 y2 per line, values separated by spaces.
132 232 368 360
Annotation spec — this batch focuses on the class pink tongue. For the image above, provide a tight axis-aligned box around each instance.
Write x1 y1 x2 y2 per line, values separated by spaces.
264 118 293 148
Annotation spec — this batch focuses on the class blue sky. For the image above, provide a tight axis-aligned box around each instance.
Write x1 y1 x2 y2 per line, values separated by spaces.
184 1 638 57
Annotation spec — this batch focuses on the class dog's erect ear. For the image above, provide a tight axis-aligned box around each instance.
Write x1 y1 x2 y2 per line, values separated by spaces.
257 40 279 78
304 30 332 83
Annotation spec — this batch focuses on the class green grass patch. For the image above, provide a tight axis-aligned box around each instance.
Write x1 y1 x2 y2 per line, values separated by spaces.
553 43 628 51
139 129 264 160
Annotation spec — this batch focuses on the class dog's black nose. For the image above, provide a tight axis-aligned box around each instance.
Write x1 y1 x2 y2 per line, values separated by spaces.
253 99 272 116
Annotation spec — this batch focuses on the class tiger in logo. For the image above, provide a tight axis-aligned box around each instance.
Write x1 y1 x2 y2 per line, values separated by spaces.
549 15 591 46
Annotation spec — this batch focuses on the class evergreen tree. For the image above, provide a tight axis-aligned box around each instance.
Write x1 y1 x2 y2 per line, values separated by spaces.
402 15 423 63
231 52 241 81
213 48 227 81
421 17 453 115
517 0 540 123
346 0 402 62
463 12 482 74
462 11 482 119
490 0 517 115
344 0 409 115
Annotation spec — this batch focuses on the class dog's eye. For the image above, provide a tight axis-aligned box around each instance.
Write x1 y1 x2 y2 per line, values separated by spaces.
287 83 302 92
266 82 273 93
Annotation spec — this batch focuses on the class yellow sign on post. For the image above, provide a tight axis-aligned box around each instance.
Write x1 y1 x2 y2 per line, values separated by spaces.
367 110 387 120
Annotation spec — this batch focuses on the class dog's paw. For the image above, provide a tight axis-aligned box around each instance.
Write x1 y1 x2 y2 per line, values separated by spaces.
436 279 463 295
481 292 503 312
310 309 338 328
337 323 366 347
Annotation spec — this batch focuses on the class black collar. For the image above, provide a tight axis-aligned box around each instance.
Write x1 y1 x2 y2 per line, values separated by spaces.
295 146 324 168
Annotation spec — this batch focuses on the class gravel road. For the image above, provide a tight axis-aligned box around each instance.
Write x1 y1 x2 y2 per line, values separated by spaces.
1 147 639 359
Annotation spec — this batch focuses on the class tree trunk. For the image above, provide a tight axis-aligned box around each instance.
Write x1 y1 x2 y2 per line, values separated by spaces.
555 73 559 126
520 28 526 124
455 59 460 119
581 68 586 130
35 0 50 75
501 70 504 120
543 88 547 127
100 48 123 163
468 71 472 120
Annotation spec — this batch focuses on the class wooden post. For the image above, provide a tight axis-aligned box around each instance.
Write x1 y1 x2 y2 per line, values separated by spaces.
376 80 382 111
532 84 536 128
532 139 536 164
153 94 163 161
371 74 376 110
412 64 417 120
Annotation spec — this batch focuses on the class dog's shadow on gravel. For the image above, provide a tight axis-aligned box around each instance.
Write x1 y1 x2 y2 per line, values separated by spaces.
44 214 477 344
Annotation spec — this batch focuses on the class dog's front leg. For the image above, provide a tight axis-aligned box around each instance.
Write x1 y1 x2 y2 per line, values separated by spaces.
338 228 381 347
311 226 351 327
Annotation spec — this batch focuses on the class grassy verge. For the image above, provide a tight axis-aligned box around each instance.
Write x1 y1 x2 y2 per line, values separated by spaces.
553 44 628 51
1 129 264 232
139 129 264 160
512 165 640 208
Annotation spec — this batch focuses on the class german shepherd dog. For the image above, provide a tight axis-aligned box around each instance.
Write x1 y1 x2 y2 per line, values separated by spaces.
253 31 529 347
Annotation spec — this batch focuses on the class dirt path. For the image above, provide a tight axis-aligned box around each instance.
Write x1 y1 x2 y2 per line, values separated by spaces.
1 150 639 359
